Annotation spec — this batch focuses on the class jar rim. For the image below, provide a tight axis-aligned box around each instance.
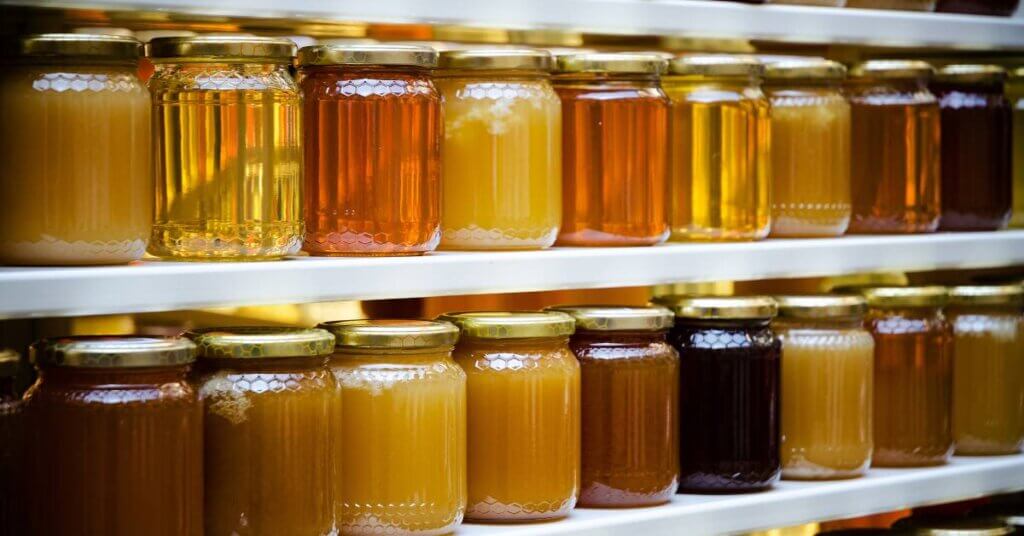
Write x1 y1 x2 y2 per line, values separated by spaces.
667 54 763 77
545 305 674 331
30 336 196 368
297 44 437 67
764 58 846 81
656 296 778 320
437 48 553 72
947 285 1024 307
438 311 575 339
318 319 459 349
555 52 667 75
935 64 1007 84
849 59 934 80
147 35 295 63
774 295 867 319
18 33 142 60
186 327 335 359
851 286 948 308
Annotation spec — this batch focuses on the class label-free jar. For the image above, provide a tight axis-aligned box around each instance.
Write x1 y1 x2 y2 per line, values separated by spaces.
1009 68 1024 229
0 350 23 534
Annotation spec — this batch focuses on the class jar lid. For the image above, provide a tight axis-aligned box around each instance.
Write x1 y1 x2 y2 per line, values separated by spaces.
31 336 196 368
764 58 847 81
663 296 778 320
0 349 19 376
935 64 1007 84
947 285 1024 307
850 60 935 80
899 517 1015 536
297 44 437 67
186 327 336 359
856 286 949 308
437 48 553 71
509 29 584 47
1010 66 1024 79
438 311 575 339
18 33 142 60
668 54 763 77
556 52 668 75
774 295 868 319
545 305 675 331
147 35 296 62
318 319 459 349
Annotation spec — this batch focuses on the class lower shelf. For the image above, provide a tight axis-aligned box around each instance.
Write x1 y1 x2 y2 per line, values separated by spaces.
458 455 1024 535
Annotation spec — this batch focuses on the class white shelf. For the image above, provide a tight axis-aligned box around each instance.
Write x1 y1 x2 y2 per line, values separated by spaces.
0 232 1022 319
458 455 1024 535
8 0 1024 50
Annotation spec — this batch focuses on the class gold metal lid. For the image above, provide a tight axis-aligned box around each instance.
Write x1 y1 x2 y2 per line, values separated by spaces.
509 29 584 47
663 296 778 320
186 327 336 359
856 286 949 308
432 25 510 44
438 311 575 339
437 48 553 71
545 305 674 331
556 52 667 75
668 54 763 77
297 44 437 67
935 64 1007 84
904 518 1015 536
947 285 1024 307
147 35 296 62
1010 66 1024 79
132 30 197 44
774 295 868 319
0 349 19 376
318 319 459 349
764 58 847 81
19 33 142 60
849 60 935 80
31 336 196 368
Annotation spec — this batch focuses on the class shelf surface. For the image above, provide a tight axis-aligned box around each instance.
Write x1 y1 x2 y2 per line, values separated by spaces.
459 455 1024 535
8 0 1024 50
0 232 1022 319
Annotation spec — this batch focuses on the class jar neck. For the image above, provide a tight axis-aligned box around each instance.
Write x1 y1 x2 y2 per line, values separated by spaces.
764 79 841 91
572 330 667 344
436 69 550 81
664 74 760 88
773 317 865 330
300 64 430 76
869 306 942 319
329 346 453 358
16 58 138 70
946 304 1023 316
673 318 772 330
846 77 929 93
932 79 1005 96
457 336 568 350
197 355 326 372
553 72 659 86
37 365 191 387
154 61 288 73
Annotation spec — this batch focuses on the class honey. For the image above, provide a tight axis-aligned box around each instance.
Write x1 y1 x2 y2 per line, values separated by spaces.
1010 69 1024 229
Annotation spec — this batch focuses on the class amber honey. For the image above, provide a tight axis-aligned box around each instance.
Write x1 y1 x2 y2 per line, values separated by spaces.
1010 69 1024 229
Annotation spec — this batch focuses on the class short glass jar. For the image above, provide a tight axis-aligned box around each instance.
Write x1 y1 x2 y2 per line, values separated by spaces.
946 286 1024 456
23 336 202 535
774 296 874 480
1010 68 1024 229
667 296 781 492
439 311 580 522
319 319 466 536
147 36 303 261
547 305 678 507
0 34 151 265
764 59 852 238
847 61 941 234
663 55 771 242
933 65 1012 232
188 327 337 536
435 49 562 250
552 53 670 247
0 350 22 534
299 45 442 256
859 286 953 467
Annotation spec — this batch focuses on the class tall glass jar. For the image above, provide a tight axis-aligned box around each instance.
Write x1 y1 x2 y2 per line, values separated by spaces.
319 320 466 536
552 53 670 247
666 296 781 492
188 327 336 536
299 45 442 256
547 306 678 507
847 61 941 234
0 350 22 535
23 337 202 536
147 36 303 261
774 296 874 480
435 49 562 250
933 65 1012 232
0 34 150 265
664 55 771 242
764 59 852 238
439 312 580 522
946 286 1024 456
1010 68 1024 229
859 287 953 467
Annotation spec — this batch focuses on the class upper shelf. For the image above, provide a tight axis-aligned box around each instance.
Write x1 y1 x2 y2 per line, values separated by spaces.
9 0 1024 50
0 232 1022 319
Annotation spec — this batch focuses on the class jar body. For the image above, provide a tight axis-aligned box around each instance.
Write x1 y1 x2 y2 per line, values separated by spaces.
0 61 151 265
554 75 670 247
571 331 679 507
776 319 874 480
766 83 852 237
23 366 203 536
867 306 953 467
847 79 941 234
453 337 580 521
0 384 23 534
933 80 1012 231
671 320 781 492
196 357 334 536
329 348 466 535
149 62 303 260
436 72 562 250
301 65 441 256
948 306 1024 455
1010 80 1024 228
664 77 771 242
936 0 1019 15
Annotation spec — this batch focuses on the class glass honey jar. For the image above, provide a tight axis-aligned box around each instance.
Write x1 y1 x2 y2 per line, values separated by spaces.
0 349 23 534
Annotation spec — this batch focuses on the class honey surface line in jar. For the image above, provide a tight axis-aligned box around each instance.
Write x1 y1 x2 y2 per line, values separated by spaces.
436 49 562 250
1010 69 1024 229
148 36 303 261
299 45 442 256
0 34 151 265
553 53 670 247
